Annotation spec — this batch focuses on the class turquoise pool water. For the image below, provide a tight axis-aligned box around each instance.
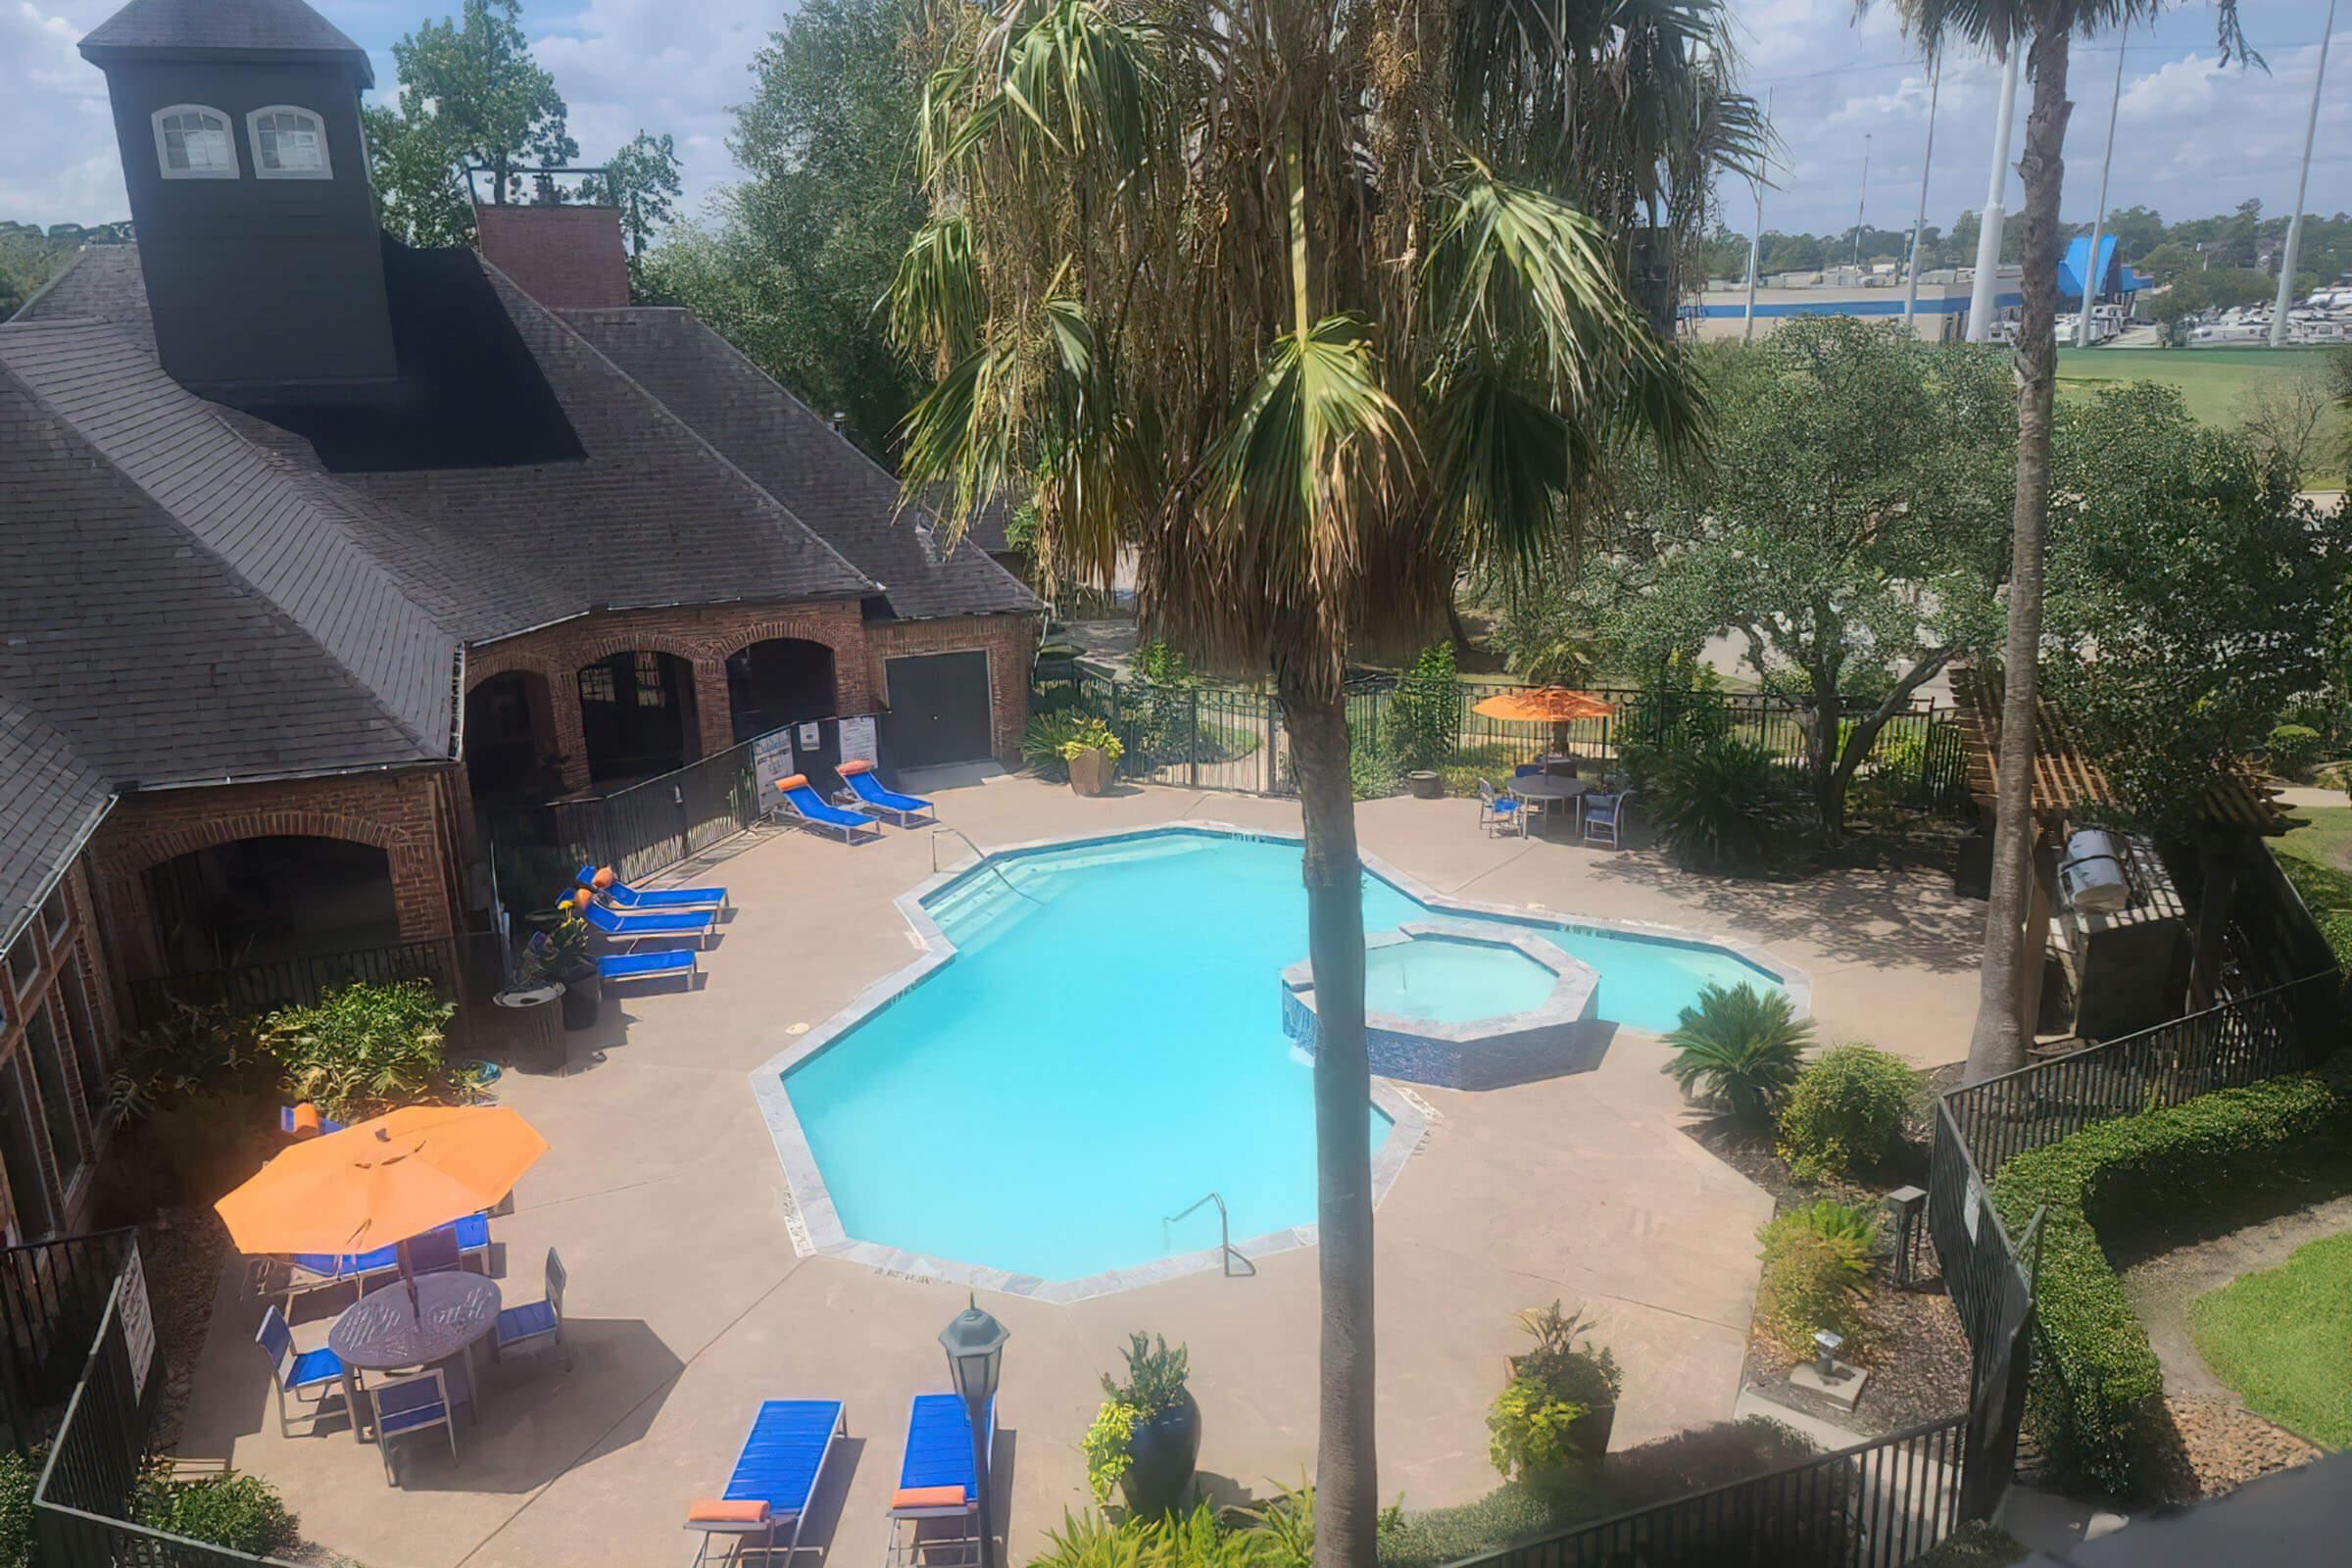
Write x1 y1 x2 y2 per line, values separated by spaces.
1363 937 1557 1023
780 830 1781 1283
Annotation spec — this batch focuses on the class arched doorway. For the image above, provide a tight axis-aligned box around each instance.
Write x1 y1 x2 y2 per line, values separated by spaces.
577 651 696 784
725 637 838 743
464 669 559 804
144 835 400 972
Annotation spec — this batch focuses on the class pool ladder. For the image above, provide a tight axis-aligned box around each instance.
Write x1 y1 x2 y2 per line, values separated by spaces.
930 827 1044 905
1165 1193 1256 1278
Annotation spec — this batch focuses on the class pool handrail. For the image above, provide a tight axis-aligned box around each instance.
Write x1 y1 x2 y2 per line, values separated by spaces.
1163 1192 1255 1278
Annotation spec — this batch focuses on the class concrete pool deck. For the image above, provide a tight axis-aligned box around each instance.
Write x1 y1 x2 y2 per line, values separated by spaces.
171 777 1983 1568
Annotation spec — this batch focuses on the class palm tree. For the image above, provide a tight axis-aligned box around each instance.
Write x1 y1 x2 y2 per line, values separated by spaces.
1870 0 2252 1084
887 2 1757 1558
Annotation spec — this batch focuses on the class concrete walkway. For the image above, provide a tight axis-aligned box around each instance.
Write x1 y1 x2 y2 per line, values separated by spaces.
173 778 1979 1568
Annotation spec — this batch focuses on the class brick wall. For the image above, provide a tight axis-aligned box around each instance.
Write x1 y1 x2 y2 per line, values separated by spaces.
472 204 631 310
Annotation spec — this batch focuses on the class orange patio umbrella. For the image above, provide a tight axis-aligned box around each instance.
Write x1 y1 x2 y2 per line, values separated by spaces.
1471 687 1618 750
216 1104 548 1259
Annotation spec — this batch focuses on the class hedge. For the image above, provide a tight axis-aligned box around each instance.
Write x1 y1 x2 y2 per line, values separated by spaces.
1989 1072 2345 1495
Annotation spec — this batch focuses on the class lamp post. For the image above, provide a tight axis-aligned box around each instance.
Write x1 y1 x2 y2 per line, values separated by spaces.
939 1297 1008 1568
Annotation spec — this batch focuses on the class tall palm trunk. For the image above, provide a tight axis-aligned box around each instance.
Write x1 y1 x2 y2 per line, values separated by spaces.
1967 25 2072 1084
1284 681 1377 1568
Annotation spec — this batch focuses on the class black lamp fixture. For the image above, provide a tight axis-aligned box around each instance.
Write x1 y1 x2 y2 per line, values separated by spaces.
939 1296 1008 1568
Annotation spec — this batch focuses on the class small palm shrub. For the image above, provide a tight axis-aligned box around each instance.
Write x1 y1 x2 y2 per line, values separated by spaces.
1661 983 1812 1121
1020 710 1090 779
259 979 454 1122
1755 1202 1877 1359
1645 736 1799 872
1777 1045 1925 1182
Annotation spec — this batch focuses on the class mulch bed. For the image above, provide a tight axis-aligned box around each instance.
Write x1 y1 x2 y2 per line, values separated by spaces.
139 1204 233 1454
1691 1117 1975 1442
2148 1396 2323 1502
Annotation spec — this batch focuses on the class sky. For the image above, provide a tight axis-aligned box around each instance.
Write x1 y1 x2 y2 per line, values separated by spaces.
2 0 2345 241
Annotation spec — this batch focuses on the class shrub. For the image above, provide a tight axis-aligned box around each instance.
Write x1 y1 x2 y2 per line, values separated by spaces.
1085 1334 1190 1503
1754 1216 1872 1360
1029 1496 1312 1568
1777 1046 1924 1181
0 1447 35 1568
1375 1477 1599 1568
1350 737 1400 800
1645 735 1798 872
1990 1072 2344 1495
1058 717 1125 763
1661 983 1812 1121
2276 851 2352 971
1384 645 1460 771
134 1469 298 1556
1081 1398 1138 1504
258 979 454 1122
2266 722 2325 776
1021 710 1091 779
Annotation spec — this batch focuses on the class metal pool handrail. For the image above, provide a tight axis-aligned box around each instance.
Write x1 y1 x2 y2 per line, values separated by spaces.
930 827 1044 905
1164 1193 1255 1278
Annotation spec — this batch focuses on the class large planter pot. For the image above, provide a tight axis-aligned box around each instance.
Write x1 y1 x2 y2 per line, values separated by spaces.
1068 748 1116 797
1116 1393 1201 1518
1407 769 1444 800
558 968 602 1032
1564 1402 1615 1462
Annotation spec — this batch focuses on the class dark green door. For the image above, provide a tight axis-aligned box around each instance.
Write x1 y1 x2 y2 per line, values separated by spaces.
882 652 995 771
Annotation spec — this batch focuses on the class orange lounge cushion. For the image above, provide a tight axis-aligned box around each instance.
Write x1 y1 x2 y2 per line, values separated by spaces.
837 759 873 776
288 1103 323 1139
591 866 616 891
776 774 809 792
687 1499 771 1526
571 888 593 911
893 1485 967 1510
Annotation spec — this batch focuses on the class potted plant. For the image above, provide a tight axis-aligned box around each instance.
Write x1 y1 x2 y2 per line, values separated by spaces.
1060 719 1125 797
1082 1333 1200 1518
1489 1301 1621 1478
522 904 600 1032
1407 769 1444 800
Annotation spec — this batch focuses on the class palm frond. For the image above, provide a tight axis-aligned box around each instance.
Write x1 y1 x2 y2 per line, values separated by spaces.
884 215 984 368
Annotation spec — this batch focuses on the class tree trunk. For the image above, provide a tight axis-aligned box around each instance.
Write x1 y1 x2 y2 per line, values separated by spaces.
1968 27 2071 1087
1284 681 1378 1568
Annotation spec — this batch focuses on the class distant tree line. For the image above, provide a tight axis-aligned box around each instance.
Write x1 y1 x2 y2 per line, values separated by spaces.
0 220 134 317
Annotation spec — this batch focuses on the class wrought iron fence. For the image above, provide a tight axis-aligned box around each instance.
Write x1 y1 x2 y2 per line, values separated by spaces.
0 1229 134 1456
1940 972 2330 1182
124 940 456 1034
33 1238 298 1568
1452 1415 1970 1568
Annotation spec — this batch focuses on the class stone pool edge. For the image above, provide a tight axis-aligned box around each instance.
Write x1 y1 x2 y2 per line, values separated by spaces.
746 818 1808 1305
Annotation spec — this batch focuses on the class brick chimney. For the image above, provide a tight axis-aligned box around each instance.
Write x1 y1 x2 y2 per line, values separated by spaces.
473 204 630 309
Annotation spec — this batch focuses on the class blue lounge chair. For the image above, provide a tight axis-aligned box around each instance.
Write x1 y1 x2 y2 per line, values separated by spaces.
284 1211 489 1307
255 1304 346 1438
687 1398 847 1568
768 774 880 845
579 899 715 948
835 760 934 827
573 865 729 913
884 1394 994 1568
598 948 699 987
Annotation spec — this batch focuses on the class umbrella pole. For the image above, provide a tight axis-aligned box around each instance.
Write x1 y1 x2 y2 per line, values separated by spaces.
400 1239 420 1316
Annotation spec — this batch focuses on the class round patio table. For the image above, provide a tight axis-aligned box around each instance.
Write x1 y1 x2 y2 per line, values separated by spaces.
1508 773 1590 832
327 1272 500 1443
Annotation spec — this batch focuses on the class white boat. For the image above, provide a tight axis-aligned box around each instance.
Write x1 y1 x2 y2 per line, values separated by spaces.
2186 321 2267 347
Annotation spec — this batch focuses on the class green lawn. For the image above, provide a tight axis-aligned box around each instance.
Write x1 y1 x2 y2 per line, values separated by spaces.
2275 805 2352 874
2055 346 2348 487
2187 1231 2352 1448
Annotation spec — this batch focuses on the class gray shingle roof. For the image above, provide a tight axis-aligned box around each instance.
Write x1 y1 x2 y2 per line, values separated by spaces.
561 309 1040 621
81 0 370 76
0 699 112 955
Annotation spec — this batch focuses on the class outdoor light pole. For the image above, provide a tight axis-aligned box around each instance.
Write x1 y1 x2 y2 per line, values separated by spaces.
1965 45 2021 342
2270 0 2337 348
1901 56 1942 334
2073 24 2128 348
939 1298 1008 1568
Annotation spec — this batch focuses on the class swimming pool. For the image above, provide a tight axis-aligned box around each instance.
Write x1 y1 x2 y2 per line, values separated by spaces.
761 826 1793 1294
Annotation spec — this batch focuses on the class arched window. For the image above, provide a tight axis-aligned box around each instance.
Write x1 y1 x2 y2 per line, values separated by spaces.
247 107 331 179
151 106 237 179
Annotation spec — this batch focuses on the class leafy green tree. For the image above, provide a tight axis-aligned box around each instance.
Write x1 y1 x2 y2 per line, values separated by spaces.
581 131 684 258
391 0 577 207
2099 203 2165 259
639 0 928 455
2134 239 2199 284
1590 319 2015 839
363 104 477 247
886 2 1756 1558
2157 267 2276 331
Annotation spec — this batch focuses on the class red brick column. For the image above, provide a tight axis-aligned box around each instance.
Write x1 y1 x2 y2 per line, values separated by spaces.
691 657 735 760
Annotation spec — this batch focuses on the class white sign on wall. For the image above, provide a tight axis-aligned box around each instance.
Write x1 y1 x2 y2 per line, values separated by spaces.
839 714 879 770
119 1242 157 1402
754 728 797 803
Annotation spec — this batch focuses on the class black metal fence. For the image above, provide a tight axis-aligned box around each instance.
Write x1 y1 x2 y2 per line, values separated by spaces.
124 940 457 1034
0 1229 135 1456
1455 1415 1970 1568
1940 972 2330 1181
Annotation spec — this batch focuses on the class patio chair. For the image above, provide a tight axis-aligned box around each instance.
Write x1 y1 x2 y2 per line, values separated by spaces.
578 898 715 949
277 1104 345 1140
371 1368 457 1488
1476 779 1525 838
767 775 882 845
597 948 699 987
493 1248 569 1370
884 1394 995 1568
1581 791 1632 849
405 1226 462 1278
255 1304 346 1438
574 865 729 913
835 760 935 827
687 1398 847 1568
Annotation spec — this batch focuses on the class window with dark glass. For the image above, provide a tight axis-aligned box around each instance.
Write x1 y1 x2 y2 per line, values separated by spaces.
0 1056 55 1240
55 956 108 1124
634 653 668 708
23 1004 84 1186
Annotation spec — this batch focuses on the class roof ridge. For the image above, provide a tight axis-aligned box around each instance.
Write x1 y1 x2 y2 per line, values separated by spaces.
478 264 880 601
